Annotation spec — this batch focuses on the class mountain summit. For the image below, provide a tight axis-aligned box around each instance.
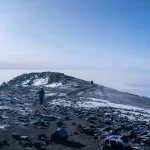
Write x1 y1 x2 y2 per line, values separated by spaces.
1 71 150 110
1 72 89 87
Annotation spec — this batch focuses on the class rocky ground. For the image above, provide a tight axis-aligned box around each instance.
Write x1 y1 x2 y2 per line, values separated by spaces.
0 72 150 150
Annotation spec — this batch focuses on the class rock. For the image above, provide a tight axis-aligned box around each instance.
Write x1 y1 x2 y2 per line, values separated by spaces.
56 120 64 127
129 130 137 138
73 131 78 135
21 136 29 141
2 140 9 146
40 114 60 121
109 129 120 135
82 127 95 135
64 116 71 120
103 135 132 150
0 140 9 147
38 133 48 141
123 125 134 131
94 134 98 139
19 141 32 147
90 124 96 128
104 119 112 125
12 133 29 141
103 126 112 131
90 120 96 124
72 122 76 125
50 128 68 141
77 124 83 129
132 138 141 144
139 131 147 136
12 133 21 141
33 142 42 150
142 137 150 144
33 120 48 127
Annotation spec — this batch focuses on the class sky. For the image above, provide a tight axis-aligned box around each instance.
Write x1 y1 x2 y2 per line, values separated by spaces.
0 0 150 97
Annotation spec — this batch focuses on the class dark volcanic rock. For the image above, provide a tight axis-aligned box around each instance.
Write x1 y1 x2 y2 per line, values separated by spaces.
103 135 131 150
81 127 95 135
33 120 48 127
50 128 68 141
56 120 64 127
12 133 21 141
38 133 48 141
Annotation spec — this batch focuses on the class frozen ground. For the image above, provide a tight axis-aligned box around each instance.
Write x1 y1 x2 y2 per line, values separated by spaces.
48 97 150 122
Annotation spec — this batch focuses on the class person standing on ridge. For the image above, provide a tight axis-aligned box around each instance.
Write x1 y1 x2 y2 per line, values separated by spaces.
36 87 45 105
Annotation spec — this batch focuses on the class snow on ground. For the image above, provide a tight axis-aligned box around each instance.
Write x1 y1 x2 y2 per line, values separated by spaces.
45 93 67 97
22 79 31 85
0 124 8 129
88 98 149 111
30 90 37 92
33 78 48 86
48 97 150 121
44 83 62 87
45 93 57 96
49 99 73 107
0 106 10 110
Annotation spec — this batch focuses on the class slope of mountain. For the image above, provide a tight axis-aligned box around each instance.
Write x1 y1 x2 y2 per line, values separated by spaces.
1 71 150 110
0 71 149 150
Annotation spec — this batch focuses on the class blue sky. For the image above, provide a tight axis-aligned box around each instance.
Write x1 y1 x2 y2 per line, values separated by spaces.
0 0 150 96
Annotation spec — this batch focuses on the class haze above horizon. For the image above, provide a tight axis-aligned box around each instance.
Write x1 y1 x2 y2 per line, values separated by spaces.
0 0 150 97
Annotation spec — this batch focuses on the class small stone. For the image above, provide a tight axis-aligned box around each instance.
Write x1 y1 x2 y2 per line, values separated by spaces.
82 127 95 135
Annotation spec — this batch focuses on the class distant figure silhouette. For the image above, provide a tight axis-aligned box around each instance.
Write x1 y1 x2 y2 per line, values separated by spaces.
36 88 45 105
91 81 94 85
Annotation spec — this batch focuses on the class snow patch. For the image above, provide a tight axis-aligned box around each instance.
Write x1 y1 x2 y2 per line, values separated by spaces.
49 99 72 107
45 93 67 97
33 78 48 86
22 79 31 85
44 83 62 87
45 93 57 96
0 124 8 129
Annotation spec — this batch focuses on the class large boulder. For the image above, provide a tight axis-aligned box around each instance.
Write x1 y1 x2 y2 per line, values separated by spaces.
50 128 68 141
102 135 133 150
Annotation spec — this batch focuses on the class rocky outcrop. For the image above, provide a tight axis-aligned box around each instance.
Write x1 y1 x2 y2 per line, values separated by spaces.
0 72 88 88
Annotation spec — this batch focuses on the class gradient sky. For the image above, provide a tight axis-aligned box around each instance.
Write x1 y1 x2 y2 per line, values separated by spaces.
0 0 150 97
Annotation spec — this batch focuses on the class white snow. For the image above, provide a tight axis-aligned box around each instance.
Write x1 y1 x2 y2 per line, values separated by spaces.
33 78 48 86
59 93 67 96
76 101 107 108
45 93 67 97
0 106 9 110
44 83 62 87
22 79 31 85
49 99 72 107
0 124 8 129
22 85 28 87
48 97 150 121
30 89 37 92
45 93 57 96
87 98 148 112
